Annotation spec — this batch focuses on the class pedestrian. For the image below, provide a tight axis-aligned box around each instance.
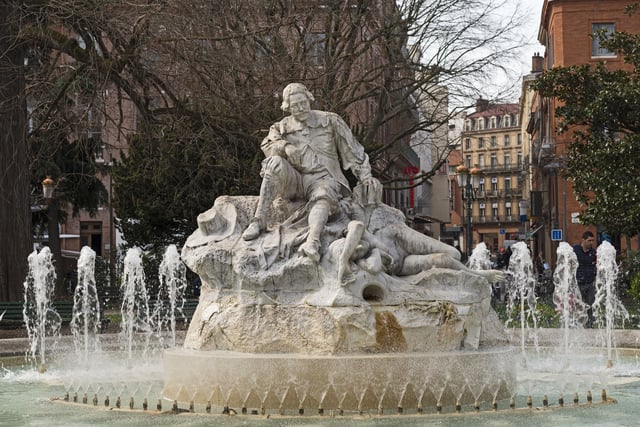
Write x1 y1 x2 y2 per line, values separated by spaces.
504 245 512 269
497 247 507 269
573 230 597 327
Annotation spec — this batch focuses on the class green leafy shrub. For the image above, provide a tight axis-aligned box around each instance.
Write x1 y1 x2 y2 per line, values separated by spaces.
621 250 640 301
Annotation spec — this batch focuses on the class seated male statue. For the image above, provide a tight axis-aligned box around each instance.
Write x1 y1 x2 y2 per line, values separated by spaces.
242 82 378 262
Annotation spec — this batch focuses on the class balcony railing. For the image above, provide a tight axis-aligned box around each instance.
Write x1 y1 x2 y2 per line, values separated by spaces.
474 188 523 199
471 215 523 224
532 137 556 166
480 163 528 174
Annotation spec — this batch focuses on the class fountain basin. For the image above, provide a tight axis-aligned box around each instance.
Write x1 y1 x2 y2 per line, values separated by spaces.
163 347 517 412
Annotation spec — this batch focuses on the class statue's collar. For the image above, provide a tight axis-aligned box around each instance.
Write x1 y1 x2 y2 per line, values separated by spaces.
282 111 328 132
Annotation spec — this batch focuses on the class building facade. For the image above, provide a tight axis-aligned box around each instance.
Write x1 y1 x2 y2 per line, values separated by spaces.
527 0 640 264
453 100 530 255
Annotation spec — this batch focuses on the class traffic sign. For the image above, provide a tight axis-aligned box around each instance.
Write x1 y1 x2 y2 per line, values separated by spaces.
499 229 505 235
551 229 563 241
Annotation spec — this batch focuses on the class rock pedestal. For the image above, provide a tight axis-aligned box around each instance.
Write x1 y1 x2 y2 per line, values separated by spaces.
163 195 516 411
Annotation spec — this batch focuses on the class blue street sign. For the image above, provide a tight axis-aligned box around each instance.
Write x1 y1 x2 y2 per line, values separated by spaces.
499 229 505 235
551 229 563 241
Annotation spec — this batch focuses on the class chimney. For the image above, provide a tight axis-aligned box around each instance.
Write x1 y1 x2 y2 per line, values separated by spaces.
532 52 544 73
476 98 490 113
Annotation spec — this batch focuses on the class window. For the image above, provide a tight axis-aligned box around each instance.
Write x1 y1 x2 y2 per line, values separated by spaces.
491 177 498 192
504 152 511 166
492 203 498 218
465 119 472 131
479 178 485 192
86 107 102 141
478 137 484 148
465 155 471 168
465 138 471 149
503 115 511 127
505 202 512 217
517 152 523 166
504 176 511 191
479 203 486 217
592 23 616 57
305 32 326 65
478 154 485 167
504 134 510 146
490 136 497 147
490 117 496 128
490 154 497 167
517 133 522 145
477 118 485 130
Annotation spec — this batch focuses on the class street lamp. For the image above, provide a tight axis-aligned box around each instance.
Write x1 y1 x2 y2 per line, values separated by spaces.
41 176 63 296
42 176 55 200
456 165 482 259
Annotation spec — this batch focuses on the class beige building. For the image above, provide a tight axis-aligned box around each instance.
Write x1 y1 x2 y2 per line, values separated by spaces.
456 100 530 254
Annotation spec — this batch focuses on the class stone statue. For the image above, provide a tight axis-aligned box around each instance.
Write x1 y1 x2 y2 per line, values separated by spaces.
337 182 506 286
241 82 378 262
180 83 508 354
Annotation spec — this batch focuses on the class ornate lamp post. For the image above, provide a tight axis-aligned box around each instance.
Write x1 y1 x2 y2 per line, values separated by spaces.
41 176 63 296
456 165 482 259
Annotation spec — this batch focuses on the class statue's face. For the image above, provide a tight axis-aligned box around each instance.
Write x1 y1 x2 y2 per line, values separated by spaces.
288 93 311 122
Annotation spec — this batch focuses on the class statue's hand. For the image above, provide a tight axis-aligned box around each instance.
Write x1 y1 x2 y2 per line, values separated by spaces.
263 139 288 157
284 143 302 166
361 177 378 186
356 178 382 205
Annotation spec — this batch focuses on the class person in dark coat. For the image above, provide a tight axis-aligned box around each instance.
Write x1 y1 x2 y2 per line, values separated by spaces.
573 230 597 327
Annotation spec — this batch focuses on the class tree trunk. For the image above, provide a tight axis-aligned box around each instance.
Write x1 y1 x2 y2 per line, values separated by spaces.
0 3 32 301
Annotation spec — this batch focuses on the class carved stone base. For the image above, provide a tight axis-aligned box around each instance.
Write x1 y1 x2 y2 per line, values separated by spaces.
183 285 507 353
163 347 517 410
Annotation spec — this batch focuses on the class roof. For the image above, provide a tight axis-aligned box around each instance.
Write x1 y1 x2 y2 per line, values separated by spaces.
466 103 519 119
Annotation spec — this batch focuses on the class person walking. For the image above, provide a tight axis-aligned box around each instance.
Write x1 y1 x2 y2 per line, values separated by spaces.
573 230 597 327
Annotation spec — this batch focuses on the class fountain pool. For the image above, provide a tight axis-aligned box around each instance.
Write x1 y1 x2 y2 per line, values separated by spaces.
4 227 637 425
2 339 640 427
0 351 640 426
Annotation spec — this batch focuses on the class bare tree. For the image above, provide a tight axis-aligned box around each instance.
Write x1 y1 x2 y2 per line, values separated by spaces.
134 0 529 187
0 0 530 294
18 0 527 186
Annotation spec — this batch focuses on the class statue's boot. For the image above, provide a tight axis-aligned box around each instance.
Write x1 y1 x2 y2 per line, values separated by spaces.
299 239 321 263
297 199 330 263
242 218 264 241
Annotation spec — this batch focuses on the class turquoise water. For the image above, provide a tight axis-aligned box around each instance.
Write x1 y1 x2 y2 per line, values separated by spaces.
1 350 640 427
0 378 638 427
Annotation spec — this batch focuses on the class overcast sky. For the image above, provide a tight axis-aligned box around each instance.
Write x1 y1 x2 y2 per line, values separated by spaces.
509 0 545 94
473 0 545 102
520 0 545 66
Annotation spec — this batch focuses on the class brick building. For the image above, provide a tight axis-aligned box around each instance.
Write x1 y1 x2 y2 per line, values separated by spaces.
527 0 640 264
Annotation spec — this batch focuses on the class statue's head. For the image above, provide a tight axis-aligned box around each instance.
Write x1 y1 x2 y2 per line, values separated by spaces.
281 83 315 113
